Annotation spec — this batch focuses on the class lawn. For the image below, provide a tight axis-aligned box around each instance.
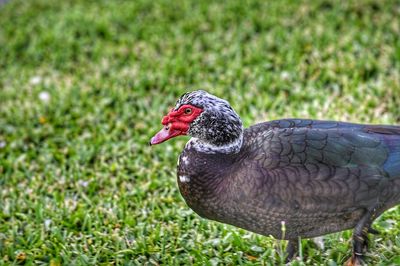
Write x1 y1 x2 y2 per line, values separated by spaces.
1 0 400 265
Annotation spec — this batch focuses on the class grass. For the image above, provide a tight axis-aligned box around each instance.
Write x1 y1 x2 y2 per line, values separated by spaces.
1 0 400 265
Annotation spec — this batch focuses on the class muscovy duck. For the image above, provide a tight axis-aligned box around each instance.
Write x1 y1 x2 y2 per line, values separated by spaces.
150 90 400 265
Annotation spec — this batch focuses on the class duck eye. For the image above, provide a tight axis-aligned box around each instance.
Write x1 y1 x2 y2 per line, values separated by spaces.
184 108 192 114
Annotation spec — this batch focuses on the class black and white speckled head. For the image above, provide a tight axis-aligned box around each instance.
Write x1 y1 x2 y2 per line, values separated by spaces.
150 90 243 153
175 90 243 153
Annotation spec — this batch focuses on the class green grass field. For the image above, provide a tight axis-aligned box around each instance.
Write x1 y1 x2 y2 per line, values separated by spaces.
1 0 400 265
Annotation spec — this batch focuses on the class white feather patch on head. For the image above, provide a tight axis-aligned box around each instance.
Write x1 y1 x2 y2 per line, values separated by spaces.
177 155 189 167
189 133 243 154
181 155 189 165
179 175 190 183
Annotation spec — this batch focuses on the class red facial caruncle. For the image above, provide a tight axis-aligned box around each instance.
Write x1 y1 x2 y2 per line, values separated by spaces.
150 104 203 145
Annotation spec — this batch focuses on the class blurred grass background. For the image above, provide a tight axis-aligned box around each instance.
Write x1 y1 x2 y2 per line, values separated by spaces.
1 0 400 265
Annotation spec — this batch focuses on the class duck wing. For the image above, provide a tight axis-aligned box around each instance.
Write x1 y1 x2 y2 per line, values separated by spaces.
242 119 400 214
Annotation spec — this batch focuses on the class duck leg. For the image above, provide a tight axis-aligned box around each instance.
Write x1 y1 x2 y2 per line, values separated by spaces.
344 210 378 266
285 239 298 262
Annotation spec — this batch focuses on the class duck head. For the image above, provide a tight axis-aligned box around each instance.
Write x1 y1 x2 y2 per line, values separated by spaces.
150 90 243 152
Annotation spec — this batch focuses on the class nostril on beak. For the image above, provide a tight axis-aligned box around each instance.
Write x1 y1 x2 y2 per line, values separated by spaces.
165 123 172 131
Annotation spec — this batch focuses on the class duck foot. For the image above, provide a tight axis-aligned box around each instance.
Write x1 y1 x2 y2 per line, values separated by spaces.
344 231 368 266
345 209 378 266
344 255 364 266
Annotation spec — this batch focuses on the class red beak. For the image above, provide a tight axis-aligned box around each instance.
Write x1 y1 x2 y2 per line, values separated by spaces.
149 124 185 145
